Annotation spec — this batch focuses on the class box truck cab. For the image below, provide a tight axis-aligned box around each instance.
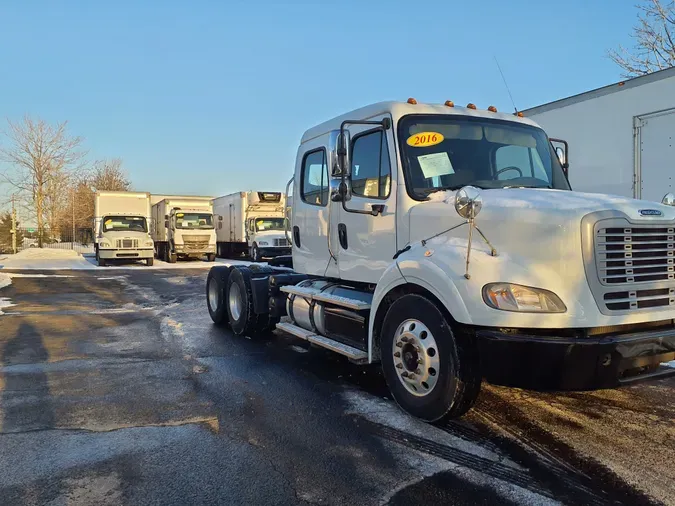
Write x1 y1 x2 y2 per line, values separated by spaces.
151 199 217 263
204 99 675 422
213 191 291 261
94 191 154 267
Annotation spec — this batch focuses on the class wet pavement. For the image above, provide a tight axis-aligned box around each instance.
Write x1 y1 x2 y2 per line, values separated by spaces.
0 269 673 505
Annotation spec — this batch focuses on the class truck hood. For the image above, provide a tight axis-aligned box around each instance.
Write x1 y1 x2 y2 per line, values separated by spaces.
409 188 675 247
100 230 151 240
404 188 675 327
254 230 287 241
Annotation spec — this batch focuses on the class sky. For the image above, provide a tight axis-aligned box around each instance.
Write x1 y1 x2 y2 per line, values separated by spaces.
0 0 640 203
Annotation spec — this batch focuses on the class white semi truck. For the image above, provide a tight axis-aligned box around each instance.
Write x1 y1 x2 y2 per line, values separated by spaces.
213 191 291 261
205 99 675 422
94 191 154 267
151 198 217 263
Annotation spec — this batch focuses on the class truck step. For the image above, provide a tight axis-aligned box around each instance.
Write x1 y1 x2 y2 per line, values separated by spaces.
276 322 369 363
280 285 371 310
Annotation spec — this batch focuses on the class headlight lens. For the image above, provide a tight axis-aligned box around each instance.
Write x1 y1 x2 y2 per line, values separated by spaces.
258 241 269 246
144 240 153 247
483 283 566 313
100 241 110 248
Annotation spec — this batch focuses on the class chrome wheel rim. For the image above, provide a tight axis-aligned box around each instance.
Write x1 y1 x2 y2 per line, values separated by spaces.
208 279 219 312
228 282 242 321
393 319 440 397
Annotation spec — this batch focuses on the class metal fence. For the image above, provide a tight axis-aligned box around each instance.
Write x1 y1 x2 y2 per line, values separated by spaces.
0 227 95 255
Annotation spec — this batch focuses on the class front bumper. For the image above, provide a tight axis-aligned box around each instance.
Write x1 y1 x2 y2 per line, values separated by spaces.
99 248 154 260
174 245 216 256
259 247 291 258
476 326 675 390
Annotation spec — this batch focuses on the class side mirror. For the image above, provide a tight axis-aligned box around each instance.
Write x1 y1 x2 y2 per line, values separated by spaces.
164 214 169 220
337 129 351 177
550 138 569 173
164 220 169 228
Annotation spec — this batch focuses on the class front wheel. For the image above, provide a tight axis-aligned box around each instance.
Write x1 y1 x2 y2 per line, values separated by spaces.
207 253 216 262
380 294 481 422
168 251 177 263
146 257 154 267
251 244 261 262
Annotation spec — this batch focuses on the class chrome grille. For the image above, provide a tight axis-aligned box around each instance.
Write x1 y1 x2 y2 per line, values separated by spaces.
116 239 139 249
595 226 675 284
592 222 675 312
274 238 289 247
183 235 210 252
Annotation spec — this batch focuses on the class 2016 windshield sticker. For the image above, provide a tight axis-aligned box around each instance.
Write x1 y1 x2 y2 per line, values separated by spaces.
406 132 444 147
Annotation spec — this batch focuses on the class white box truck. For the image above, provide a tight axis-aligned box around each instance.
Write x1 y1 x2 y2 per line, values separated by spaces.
205 98 675 423
94 191 154 267
524 66 675 202
151 198 217 263
213 191 291 261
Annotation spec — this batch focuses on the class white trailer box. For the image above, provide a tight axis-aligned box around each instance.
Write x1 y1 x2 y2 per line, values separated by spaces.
213 191 290 261
94 191 154 266
524 66 675 202
151 198 217 263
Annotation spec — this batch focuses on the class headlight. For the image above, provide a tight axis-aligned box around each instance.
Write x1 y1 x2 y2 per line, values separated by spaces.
100 241 110 248
144 240 153 247
482 283 566 313
258 241 269 246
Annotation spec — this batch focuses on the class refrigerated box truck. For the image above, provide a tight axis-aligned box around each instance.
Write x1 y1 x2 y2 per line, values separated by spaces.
213 191 291 261
524 66 675 202
151 198 217 263
94 191 154 267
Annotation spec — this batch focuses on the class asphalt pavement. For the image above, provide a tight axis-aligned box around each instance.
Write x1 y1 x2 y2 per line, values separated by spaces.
0 268 673 505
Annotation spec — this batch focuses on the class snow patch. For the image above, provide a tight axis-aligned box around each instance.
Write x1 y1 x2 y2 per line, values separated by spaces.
664 360 675 369
0 273 10 290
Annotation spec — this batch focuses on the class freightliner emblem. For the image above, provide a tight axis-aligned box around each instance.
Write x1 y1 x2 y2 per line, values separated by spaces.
639 209 663 216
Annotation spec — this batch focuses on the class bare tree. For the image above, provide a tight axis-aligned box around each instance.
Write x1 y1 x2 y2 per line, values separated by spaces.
609 0 675 77
90 158 132 192
0 116 85 246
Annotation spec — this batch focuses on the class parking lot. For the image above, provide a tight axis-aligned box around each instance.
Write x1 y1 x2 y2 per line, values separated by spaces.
0 267 673 505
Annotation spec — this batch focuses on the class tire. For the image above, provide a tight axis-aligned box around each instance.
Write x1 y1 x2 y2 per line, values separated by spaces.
206 266 231 326
226 267 274 337
98 256 106 267
207 253 216 262
168 251 177 264
251 244 261 262
380 294 481 422
146 257 154 267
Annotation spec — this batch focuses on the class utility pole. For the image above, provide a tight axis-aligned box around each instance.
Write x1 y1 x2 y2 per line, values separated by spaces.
11 194 17 254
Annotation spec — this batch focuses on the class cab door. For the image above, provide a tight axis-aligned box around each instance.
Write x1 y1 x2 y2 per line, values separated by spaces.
337 116 397 283
291 136 334 277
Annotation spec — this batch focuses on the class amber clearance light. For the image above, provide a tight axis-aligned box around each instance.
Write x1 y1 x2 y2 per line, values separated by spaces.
407 98 418 105
466 103 477 110
488 106 497 112
444 100 455 107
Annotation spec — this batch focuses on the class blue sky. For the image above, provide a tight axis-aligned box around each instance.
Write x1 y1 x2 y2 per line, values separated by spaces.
0 0 639 200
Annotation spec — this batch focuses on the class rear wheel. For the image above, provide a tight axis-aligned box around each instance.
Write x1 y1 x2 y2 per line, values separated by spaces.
206 267 231 326
226 267 274 337
380 294 481 422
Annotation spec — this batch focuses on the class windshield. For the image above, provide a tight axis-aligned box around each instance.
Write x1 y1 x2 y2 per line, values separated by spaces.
102 216 148 233
175 212 214 229
398 115 571 199
253 217 285 232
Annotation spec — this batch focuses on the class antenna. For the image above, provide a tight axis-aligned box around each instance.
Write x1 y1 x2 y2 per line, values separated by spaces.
494 56 518 114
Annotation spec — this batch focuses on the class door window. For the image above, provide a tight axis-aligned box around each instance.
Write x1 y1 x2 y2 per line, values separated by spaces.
301 149 329 206
351 130 391 198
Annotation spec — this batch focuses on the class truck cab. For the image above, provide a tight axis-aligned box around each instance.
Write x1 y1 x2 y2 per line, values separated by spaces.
205 100 675 422
152 200 217 263
246 215 290 261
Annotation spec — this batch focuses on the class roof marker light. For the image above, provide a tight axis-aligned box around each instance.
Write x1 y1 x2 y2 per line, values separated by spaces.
407 98 418 105
466 103 477 110
488 106 497 112
444 100 455 107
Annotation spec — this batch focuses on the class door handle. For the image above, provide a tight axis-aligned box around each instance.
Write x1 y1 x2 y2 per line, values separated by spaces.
293 226 301 248
338 223 348 249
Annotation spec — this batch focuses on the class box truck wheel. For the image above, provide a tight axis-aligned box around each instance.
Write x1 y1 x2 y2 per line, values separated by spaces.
380 294 481 422
226 267 273 337
206 266 231 326
146 257 154 267
168 251 177 263
98 256 106 267
207 253 216 262
251 244 261 262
